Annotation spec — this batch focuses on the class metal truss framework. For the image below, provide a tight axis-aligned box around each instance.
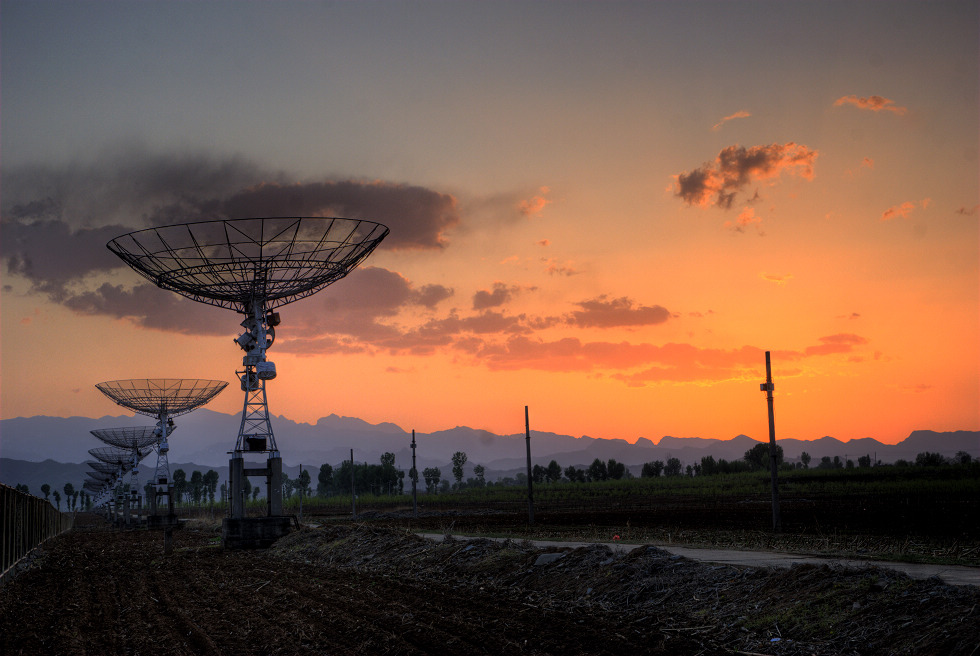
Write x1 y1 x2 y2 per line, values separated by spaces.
106 218 389 461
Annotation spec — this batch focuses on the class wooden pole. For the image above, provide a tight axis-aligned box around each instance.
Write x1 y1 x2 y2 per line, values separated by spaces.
298 464 303 525
411 430 418 517
350 449 357 520
763 351 782 531
525 405 534 526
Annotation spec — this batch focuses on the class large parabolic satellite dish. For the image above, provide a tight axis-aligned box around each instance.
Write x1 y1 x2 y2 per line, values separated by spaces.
106 217 389 312
106 218 389 456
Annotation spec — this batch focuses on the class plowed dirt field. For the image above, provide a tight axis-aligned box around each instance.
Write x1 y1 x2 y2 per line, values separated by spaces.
1 514 978 655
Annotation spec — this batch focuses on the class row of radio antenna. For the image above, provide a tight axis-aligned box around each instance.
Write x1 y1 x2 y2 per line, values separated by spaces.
82 379 228 521
81 217 388 530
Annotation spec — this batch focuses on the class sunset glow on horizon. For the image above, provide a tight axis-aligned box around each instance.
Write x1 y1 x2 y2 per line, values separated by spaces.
1 1 977 447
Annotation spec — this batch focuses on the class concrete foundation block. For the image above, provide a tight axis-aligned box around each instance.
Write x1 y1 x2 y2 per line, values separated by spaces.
222 516 291 550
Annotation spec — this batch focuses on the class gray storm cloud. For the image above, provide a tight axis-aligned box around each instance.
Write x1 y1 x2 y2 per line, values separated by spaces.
0 148 460 334
2 149 460 322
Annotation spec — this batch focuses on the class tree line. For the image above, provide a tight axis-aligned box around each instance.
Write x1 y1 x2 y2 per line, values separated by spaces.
13 482 94 512
17 448 975 508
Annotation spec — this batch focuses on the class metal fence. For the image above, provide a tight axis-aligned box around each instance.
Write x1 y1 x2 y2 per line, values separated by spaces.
1 483 74 582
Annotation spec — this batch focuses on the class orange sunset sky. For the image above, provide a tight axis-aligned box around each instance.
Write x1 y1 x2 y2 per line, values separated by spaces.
1 1 977 446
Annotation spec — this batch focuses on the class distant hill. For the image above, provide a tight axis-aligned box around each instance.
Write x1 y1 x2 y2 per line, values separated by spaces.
1 410 976 495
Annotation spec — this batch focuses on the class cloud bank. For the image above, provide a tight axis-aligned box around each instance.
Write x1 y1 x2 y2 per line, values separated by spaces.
1 148 460 314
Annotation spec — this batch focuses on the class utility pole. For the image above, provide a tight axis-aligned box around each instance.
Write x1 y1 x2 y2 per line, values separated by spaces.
760 351 781 532
350 448 356 520
525 405 534 526
298 463 303 525
411 429 418 517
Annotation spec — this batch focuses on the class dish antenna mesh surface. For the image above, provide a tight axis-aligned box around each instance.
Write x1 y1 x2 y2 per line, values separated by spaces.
86 460 122 475
106 218 389 458
91 426 172 450
89 446 153 467
106 217 389 312
95 379 227 418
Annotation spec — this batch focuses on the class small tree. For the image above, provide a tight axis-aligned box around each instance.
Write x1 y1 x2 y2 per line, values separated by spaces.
422 467 441 494
451 452 468 489
296 469 312 497
956 451 973 465
190 470 204 505
252 486 260 501
41 483 51 500
203 470 220 503
642 460 665 478
52 490 62 510
545 460 562 483
473 464 486 486
800 452 811 469
587 458 608 482
915 452 946 467
607 459 626 480
857 454 871 468
379 453 398 494
63 483 75 510
664 457 683 477
531 464 547 484
15 484 29 494
744 443 783 470
317 463 334 496
172 469 188 504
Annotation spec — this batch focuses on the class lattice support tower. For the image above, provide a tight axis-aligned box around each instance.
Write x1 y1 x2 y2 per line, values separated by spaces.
106 218 389 535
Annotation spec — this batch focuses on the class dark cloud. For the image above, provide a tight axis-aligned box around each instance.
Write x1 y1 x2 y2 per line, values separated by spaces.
272 267 454 353
170 180 458 250
2 148 266 230
675 142 817 209
472 283 519 310
2 220 131 297
61 282 231 335
568 296 670 328
2 148 460 326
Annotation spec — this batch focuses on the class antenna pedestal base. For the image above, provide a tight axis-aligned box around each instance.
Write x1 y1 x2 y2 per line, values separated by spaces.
146 485 177 529
221 516 291 550
228 455 284 520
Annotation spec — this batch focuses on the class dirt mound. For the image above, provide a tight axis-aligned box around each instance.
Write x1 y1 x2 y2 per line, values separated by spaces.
271 524 980 655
